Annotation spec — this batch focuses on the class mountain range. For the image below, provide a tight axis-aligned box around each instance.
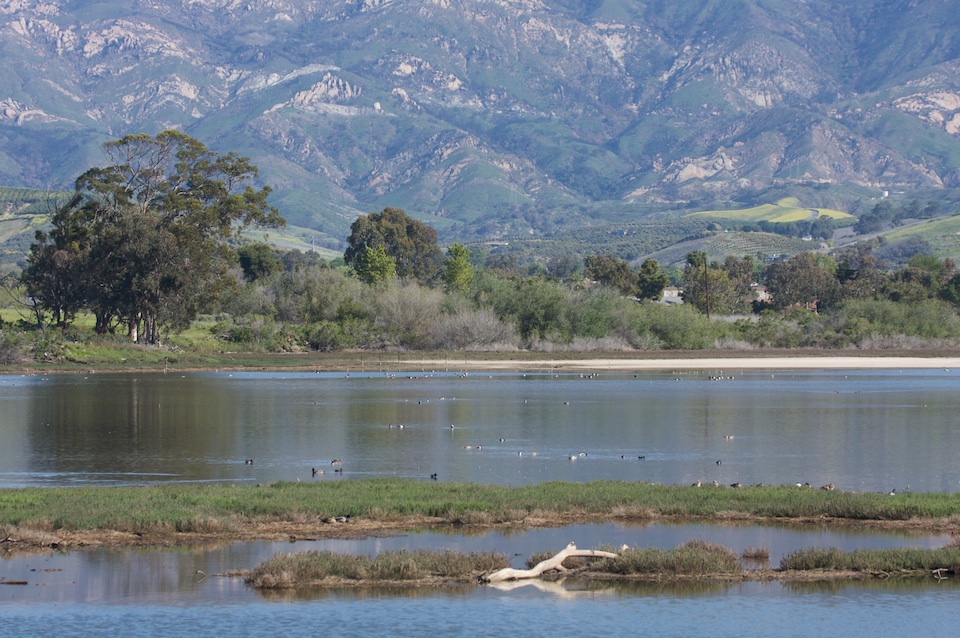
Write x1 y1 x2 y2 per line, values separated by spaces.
2 0 960 252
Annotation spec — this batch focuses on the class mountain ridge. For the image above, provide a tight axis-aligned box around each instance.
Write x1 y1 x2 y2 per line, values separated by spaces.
2 0 960 249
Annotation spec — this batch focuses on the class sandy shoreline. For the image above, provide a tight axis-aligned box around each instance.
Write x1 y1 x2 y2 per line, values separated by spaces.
416 356 960 372
5 351 960 375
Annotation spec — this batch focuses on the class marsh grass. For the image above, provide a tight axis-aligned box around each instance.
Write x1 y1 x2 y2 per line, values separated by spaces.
245 542 960 588
779 547 960 572
597 540 741 576
741 546 771 561
246 549 509 588
1 480 959 534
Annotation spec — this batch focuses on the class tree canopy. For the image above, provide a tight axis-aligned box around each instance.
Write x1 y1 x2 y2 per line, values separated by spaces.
443 243 474 293
636 258 669 301
22 130 283 341
344 207 443 284
584 254 637 296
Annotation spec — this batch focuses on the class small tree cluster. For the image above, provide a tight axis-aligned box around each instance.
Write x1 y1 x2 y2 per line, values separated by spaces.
21 131 283 342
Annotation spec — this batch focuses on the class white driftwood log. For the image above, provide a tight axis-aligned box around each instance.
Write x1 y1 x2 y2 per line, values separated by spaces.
482 542 618 583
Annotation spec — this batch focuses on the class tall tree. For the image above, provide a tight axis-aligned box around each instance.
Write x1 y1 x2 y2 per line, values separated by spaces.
636 258 669 301
22 130 283 341
763 253 841 311
344 207 443 284
355 244 397 285
584 254 637 296
682 251 739 317
443 243 474 293
721 255 756 312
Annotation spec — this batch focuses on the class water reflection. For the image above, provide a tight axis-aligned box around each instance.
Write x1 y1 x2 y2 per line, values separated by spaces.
2 524 959 637
0 522 951 606
2 369 960 492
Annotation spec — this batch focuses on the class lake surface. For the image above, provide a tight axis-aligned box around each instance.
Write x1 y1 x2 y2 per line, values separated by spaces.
2 522 958 636
2 367 959 635
1 368 958 492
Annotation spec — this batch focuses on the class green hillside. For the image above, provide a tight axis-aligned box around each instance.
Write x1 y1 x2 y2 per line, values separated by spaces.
880 215 960 261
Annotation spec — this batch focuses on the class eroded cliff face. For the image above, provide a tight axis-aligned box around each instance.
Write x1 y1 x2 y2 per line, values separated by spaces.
1 0 959 239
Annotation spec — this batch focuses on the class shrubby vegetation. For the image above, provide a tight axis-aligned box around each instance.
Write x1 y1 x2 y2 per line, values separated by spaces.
4 134 960 365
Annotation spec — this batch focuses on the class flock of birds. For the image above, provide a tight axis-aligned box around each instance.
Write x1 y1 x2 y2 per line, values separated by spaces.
242 417 848 488
247 423 832 488
234 371 924 497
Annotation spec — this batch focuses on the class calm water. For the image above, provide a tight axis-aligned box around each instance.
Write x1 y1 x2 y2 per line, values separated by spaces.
1 368 958 491
2 368 959 634
2 523 958 636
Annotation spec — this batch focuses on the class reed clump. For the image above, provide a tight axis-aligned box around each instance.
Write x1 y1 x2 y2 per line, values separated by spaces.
779 547 960 573
741 546 770 561
246 549 509 588
597 540 742 576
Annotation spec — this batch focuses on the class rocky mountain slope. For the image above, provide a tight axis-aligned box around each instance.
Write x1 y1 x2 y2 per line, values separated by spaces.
2 0 960 248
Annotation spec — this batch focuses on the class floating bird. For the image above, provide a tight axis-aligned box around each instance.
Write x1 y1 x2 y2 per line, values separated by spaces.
245 459 254 465
331 459 342 466
312 467 325 476
716 459 722 465
430 473 438 480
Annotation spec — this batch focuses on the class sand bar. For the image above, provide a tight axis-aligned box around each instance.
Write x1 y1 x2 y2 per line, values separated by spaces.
417 356 960 372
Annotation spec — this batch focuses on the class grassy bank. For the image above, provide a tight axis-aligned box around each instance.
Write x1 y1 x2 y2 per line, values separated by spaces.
2 480 959 541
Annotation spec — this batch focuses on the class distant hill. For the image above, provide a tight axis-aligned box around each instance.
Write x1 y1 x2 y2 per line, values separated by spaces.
2 0 960 250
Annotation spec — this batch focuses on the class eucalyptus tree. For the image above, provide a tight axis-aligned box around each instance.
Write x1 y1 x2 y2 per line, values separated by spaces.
584 254 637 296
762 252 841 312
681 251 737 317
22 130 283 341
344 207 443 284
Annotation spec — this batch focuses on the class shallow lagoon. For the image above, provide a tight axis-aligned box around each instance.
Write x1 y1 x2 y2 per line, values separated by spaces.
1 368 958 492
2 522 959 637
1 368 959 635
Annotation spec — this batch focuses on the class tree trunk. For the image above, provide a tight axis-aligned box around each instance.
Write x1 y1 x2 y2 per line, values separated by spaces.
481 543 618 583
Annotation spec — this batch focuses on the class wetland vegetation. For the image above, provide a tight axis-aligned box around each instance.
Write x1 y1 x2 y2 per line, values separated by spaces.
242 540 960 589
2 480 959 551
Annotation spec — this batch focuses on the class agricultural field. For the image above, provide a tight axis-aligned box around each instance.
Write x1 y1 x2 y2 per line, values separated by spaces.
639 231 815 267
880 214 960 261
688 197 854 223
